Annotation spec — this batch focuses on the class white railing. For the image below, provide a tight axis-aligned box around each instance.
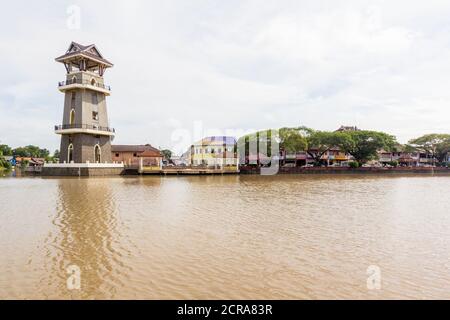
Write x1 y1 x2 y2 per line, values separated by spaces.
44 161 124 168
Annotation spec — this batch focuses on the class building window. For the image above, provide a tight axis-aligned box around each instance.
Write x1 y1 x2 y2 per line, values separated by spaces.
68 144 74 163
94 145 101 163
115 153 119 157
71 92 76 108
69 109 75 126
133 153 137 157
92 111 99 121
91 92 98 105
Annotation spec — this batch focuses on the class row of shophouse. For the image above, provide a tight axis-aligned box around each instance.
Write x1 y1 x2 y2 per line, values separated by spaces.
180 132 448 168
7 133 447 171
109 138 239 169
280 149 441 167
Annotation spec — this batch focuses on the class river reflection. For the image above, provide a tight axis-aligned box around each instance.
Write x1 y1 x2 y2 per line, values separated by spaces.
1 175 450 299
42 178 126 299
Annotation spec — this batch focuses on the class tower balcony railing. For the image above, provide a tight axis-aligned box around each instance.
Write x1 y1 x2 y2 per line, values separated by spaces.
58 79 111 92
54 124 115 136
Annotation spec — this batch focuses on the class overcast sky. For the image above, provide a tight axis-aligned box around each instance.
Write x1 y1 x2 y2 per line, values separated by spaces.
1 0 450 154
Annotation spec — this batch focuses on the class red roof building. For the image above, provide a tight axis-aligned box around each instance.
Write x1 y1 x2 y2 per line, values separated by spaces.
111 144 162 166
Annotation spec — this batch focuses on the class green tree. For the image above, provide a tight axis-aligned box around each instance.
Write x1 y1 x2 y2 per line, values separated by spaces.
303 129 351 166
0 157 12 170
402 144 420 153
160 149 172 160
0 147 11 170
408 134 450 163
348 161 359 168
0 144 12 156
238 129 278 160
337 130 396 165
279 127 308 153
20 159 29 170
12 145 50 158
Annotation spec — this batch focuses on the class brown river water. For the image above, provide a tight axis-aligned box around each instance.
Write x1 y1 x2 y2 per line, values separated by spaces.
0 174 450 299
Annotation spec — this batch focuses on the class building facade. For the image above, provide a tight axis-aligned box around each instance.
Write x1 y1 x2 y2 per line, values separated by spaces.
111 144 163 167
189 136 237 167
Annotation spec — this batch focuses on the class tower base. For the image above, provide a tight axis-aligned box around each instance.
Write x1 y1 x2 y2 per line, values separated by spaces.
41 163 124 176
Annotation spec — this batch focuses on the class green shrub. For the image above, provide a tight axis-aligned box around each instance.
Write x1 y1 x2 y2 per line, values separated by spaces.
348 161 359 168
0 157 12 170
20 160 29 170
388 160 399 167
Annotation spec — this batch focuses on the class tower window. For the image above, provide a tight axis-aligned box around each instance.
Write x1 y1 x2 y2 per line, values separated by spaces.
92 111 99 121
71 92 76 107
91 92 98 104
94 145 101 163
69 109 75 126
68 144 74 163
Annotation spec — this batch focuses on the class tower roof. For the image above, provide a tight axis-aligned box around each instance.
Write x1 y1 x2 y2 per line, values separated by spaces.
55 41 113 68
335 125 360 132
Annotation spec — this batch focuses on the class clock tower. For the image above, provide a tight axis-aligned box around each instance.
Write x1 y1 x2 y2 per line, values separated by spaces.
55 42 115 164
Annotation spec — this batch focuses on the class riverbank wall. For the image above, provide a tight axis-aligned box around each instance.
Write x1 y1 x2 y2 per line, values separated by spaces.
41 167 125 176
41 163 125 176
239 166 450 175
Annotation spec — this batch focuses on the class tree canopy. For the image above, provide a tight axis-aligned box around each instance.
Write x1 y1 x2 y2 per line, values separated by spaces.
0 149 12 170
238 127 399 166
408 134 450 163
279 127 307 154
160 149 173 160
336 130 397 165
238 129 280 158
300 128 353 165
12 145 50 158
0 144 12 156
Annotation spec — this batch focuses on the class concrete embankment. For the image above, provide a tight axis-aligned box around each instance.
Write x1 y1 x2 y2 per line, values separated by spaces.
239 166 450 175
